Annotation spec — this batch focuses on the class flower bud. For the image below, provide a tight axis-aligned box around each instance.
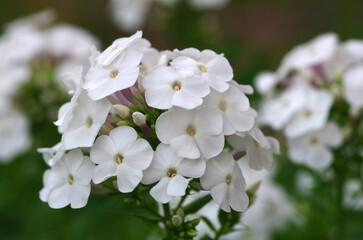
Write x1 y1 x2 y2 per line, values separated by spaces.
172 215 182 227
186 229 198 237
132 112 146 126
113 104 130 118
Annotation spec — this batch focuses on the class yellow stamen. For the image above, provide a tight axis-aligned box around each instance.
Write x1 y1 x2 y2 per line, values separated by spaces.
219 100 228 112
198 65 207 73
68 174 74 185
86 117 93 128
225 174 233 185
186 124 196 137
310 137 318 145
253 140 260 148
304 110 311 118
114 154 123 165
110 70 119 79
167 168 177 178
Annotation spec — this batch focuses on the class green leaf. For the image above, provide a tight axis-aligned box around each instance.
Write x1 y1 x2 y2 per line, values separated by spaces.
183 194 212 215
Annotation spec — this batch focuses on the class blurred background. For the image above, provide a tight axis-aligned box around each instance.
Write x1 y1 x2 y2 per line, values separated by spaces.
0 0 362 239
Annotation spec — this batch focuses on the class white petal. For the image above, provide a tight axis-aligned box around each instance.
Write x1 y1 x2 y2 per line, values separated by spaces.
116 164 143 193
109 126 137 154
70 184 91 209
167 175 190 197
64 149 84 173
320 122 343 147
210 182 230 212
194 133 224 159
177 157 206 178
74 157 95 185
306 146 332 170
48 185 70 209
92 161 117 184
90 135 116 164
150 177 173 203
155 109 191 144
194 106 223 136
170 134 200 159
172 90 203 109
124 138 153 170
228 186 249 212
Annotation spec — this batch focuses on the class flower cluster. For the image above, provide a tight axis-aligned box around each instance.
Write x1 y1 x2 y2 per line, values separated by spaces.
39 31 279 214
109 0 230 31
256 33 363 170
0 10 99 162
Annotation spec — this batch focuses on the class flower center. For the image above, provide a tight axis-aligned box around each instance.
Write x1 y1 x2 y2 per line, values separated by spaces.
114 154 124 165
310 137 319 145
198 65 207 73
171 80 182 91
225 174 233 185
167 168 177 178
68 174 74 185
304 109 312 118
282 100 290 108
110 70 119 79
186 124 196 137
219 99 228 112
253 140 260 148
86 116 93 128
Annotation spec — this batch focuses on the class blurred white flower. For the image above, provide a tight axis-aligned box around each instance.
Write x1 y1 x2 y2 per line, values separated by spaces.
0 111 30 162
288 122 343 170
200 152 249 212
259 82 307 130
188 0 229 10
255 71 279 94
40 149 95 209
344 179 363 210
284 86 333 139
62 92 111 149
343 63 363 108
155 106 224 159
171 48 233 92
143 66 210 110
142 144 205 203
278 33 338 77
90 126 153 193
203 84 253 135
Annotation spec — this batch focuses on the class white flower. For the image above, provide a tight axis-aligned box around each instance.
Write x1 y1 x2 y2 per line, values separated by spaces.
188 0 229 10
142 144 206 203
90 126 153 193
259 82 307 130
37 142 65 166
155 106 224 159
0 111 30 162
40 149 95 209
284 86 333 139
343 63 363 108
143 66 210 109
288 122 343 170
171 48 233 92
62 92 111 150
277 33 338 77
83 45 144 100
96 31 149 66
254 71 279 94
61 66 83 95
200 152 249 212
203 85 254 135
228 122 280 171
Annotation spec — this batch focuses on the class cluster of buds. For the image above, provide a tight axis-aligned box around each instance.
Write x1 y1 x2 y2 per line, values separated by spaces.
39 31 279 220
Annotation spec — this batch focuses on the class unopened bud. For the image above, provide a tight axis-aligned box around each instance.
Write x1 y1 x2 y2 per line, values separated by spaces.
176 208 184 219
132 112 146 126
172 215 183 227
186 229 198 237
113 104 130 118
